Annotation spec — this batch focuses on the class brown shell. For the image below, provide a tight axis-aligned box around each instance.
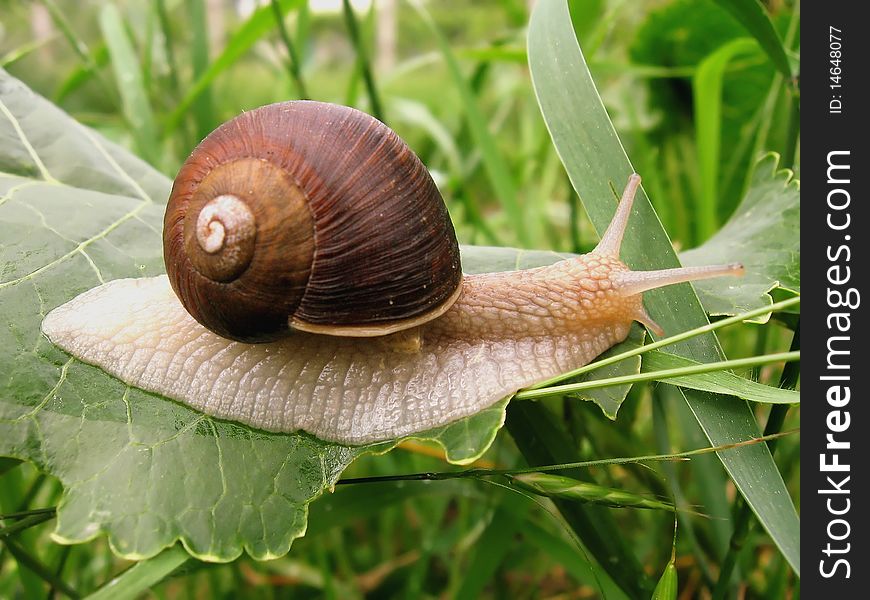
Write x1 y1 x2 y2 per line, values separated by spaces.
164 101 463 343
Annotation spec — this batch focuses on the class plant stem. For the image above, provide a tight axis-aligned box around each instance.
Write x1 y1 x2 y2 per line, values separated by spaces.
1 539 79 599
516 351 799 400
271 0 310 98
524 297 800 391
0 512 55 538
336 430 797 485
781 92 800 170
341 0 384 121
40 0 117 106
0 507 57 520
155 0 182 98
48 545 72 600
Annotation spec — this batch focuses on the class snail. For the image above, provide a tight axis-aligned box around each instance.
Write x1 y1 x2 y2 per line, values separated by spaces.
41 101 742 445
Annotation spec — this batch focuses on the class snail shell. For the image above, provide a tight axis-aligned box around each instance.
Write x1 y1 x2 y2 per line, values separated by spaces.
164 101 463 343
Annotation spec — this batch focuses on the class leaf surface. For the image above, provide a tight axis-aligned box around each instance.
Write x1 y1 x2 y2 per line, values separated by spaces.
681 153 800 318
0 69 503 561
567 325 645 419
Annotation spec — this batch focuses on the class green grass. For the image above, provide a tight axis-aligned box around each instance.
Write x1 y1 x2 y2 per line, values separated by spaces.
0 0 799 597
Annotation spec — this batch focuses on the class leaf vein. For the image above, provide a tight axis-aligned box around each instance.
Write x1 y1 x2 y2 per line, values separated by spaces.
76 123 154 203
19 357 74 421
79 249 105 284
0 98 58 183
0 199 150 289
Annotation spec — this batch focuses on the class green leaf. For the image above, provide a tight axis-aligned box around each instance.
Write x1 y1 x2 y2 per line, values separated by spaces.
568 325 645 419
681 153 800 318
0 69 503 562
642 350 799 404
527 0 799 575
0 457 22 476
459 245 570 274
711 0 794 79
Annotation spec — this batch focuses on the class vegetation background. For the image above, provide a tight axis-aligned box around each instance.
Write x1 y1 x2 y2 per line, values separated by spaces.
0 0 799 598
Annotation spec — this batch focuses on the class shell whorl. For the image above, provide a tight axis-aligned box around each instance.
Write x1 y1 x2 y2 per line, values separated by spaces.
164 100 462 343
191 194 256 280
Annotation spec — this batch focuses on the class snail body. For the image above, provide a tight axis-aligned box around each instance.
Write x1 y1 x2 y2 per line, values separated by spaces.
41 101 742 444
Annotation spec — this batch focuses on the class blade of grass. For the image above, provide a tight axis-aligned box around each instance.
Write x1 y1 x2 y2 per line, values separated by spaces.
271 0 309 98
342 0 383 120
693 38 759 241
652 393 715 587
54 45 110 104
640 350 800 404
185 0 216 141
454 494 527 600
0 36 57 68
505 402 652 596
723 18 799 203
712 323 799 599
671 388 733 556
528 0 799 575
84 545 188 600
41 0 117 105
47 545 72 600
296 0 311 62
522 520 629 598
410 1 528 246
1 539 78 599
141 9 155 99
720 70 784 205
0 470 47 598
99 4 160 166
526 297 800 391
456 46 527 64
165 0 305 133
155 0 182 98
711 0 794 80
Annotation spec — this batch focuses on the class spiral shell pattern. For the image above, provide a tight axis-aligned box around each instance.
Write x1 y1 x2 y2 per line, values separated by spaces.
164 101 462 342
